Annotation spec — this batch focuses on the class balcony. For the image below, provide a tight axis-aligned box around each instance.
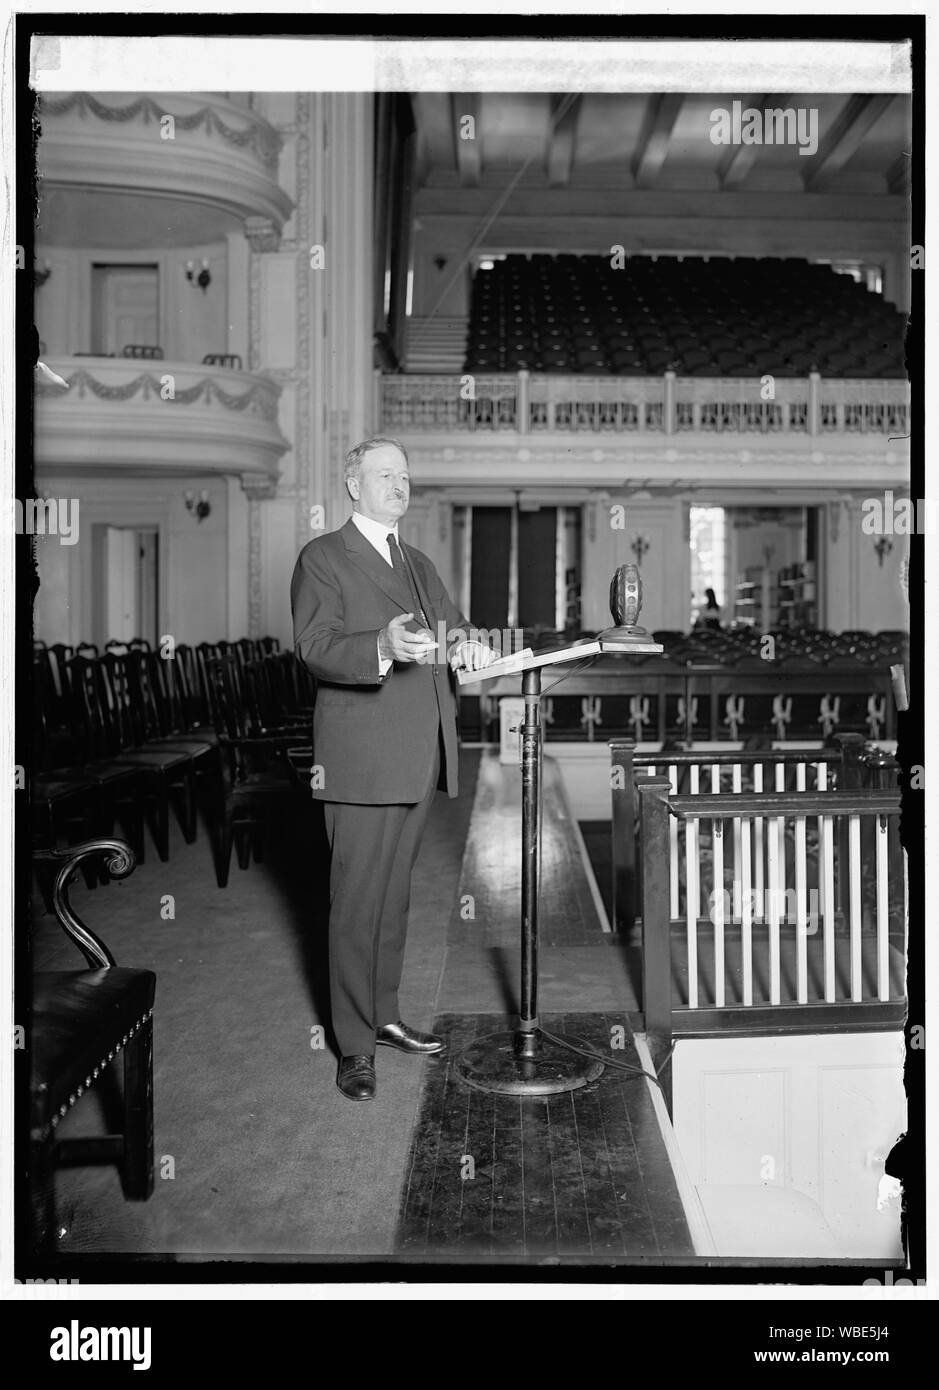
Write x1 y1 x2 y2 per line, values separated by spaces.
379 370 910 488
381 370 909 437
36 93 293 248
34 356 290 494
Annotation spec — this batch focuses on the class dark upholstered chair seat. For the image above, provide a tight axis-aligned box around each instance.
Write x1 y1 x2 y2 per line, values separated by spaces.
31 968 155 1140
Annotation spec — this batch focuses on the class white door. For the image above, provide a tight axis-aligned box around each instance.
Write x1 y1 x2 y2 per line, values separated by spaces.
91 265 160 355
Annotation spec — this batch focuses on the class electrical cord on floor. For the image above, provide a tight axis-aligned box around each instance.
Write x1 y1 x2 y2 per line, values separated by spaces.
538 1026 674 1091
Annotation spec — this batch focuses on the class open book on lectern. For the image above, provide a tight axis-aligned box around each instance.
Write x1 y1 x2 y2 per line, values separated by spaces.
456 633 664 685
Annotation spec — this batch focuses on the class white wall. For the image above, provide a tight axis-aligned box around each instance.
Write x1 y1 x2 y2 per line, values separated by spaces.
672 1030 906 1259
34 242 232 362
33 473 231 646
825 496 909 632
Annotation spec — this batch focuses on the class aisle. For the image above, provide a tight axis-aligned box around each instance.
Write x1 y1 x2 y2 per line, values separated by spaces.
395 752 695 1262
29 753 479 1262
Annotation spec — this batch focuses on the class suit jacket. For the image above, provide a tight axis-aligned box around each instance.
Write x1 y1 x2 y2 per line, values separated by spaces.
290 517 472 804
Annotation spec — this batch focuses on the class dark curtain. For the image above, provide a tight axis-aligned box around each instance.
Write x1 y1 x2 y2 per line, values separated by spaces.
470 508 511 629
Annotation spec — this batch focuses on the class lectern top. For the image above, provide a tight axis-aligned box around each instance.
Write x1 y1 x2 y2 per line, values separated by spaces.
456 636 664 685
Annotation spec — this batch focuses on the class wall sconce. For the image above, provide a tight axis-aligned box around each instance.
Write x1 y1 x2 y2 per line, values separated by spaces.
630 535 650 567
184 489 211 523
185 258 211 293
874 536 894 568
34 259 51 288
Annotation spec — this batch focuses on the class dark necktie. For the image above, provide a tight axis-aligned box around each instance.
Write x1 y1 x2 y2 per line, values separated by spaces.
387 533 430 628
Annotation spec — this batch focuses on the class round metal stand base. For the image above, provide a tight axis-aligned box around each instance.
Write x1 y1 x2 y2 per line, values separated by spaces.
456 1030 605 1096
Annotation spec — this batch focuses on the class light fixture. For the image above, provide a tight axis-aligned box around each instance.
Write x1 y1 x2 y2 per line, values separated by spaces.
874 536 893 568
184 489 211 522
185 258 211 293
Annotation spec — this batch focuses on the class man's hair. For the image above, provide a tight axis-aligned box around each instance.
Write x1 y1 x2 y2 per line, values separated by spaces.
344 436 409 484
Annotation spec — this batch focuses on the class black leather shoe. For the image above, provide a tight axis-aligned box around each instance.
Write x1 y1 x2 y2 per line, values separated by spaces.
337 1054 376 1100
375 1020 446 1055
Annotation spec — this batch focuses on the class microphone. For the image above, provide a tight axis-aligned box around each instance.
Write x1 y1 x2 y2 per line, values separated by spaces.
597 562 652 650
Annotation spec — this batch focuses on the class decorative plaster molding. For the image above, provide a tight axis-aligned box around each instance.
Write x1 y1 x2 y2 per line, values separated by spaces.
244 215 281 253
241 471 279 501
57 365 281 420
40 91 283 170
247 497 262 636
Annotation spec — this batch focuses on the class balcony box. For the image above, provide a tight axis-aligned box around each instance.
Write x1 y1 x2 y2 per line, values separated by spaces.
34 356 290 494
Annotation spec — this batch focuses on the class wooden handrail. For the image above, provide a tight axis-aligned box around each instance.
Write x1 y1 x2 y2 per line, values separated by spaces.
636 775 905 1058
665 789 900 820
609 732 871 933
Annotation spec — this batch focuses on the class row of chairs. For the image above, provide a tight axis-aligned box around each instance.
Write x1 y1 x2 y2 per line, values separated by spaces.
649 626 908 668
71 350 244 369
465 254 907 377
31 637 316 889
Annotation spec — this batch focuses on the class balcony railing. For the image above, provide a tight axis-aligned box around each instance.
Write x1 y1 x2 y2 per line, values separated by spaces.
380 370 909 437
37 92 293 242
34 356 290 491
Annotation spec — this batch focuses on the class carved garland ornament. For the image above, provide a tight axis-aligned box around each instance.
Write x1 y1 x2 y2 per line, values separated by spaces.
39 92 282 171
61 368 280 421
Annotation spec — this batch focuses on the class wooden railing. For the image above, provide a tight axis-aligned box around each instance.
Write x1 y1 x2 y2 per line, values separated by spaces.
465 656 898 745
635 773 905 1052
380 370 910 437
609 734 880 934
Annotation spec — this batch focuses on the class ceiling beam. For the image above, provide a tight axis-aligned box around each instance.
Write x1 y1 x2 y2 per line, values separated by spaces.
631 93 684 189
546 93 582 187
451 93 481 187
885 151 911 195
803 93 894 191
717 95 793 190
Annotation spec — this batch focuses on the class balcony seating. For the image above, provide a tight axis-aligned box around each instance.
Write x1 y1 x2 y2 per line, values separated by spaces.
463 255 908 377
121 345 164 359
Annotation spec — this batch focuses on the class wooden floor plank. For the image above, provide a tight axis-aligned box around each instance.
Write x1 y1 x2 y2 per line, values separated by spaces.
395 1011 694 1261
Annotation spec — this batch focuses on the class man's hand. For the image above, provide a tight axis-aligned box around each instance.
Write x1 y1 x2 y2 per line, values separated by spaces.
448 639 499 673
379 613 439 665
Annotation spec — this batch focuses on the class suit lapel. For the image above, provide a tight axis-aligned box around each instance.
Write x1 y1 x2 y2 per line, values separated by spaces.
341 518 412 613
400 539 436 627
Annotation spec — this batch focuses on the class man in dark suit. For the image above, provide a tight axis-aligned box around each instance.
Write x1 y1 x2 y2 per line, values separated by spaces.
291 436 496 1100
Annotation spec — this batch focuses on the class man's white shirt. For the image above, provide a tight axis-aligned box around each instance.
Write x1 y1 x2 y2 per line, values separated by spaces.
351 510 398 677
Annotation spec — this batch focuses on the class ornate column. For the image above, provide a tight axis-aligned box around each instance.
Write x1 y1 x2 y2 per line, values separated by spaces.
242 471 278 636
304 92 375 547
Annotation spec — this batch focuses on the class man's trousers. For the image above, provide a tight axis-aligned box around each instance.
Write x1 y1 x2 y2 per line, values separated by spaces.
322 737 441 1056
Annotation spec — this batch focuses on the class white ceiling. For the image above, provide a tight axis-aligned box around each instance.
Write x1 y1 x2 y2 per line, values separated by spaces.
413 92 911 196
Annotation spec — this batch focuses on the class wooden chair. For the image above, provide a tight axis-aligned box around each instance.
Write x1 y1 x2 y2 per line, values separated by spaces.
33 653 146 867
68 655 193 861
29 840 155 1256
204 656 311 887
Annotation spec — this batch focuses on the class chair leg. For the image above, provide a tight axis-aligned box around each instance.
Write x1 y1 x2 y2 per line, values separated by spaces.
215 817 234 889
113 792 146 866
121 1016 154 1200
234 824 252 870
180 768 198 844
29 1135 57 1256
148 781 170 862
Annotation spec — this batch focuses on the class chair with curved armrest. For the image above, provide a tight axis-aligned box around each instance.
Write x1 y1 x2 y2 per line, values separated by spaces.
29 840 155 1255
